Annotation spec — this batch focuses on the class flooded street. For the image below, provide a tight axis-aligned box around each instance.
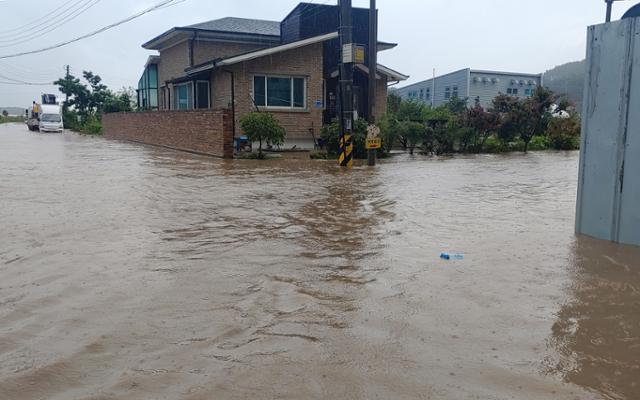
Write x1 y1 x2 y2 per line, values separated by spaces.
1 123 639 400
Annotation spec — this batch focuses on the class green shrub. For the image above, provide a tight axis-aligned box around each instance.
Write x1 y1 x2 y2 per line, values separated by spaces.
320 119 368 159
528 135 550 151
81 116 102 135
547 115 581 150
482 136 507 153
239 112 285 158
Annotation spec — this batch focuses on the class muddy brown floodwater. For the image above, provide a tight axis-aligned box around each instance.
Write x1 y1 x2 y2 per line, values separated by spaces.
1 123 639 400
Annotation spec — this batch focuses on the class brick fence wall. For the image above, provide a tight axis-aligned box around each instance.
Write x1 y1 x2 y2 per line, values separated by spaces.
103 109 234 159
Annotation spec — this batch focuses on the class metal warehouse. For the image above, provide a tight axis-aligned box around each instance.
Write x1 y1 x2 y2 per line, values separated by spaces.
396 68 543 108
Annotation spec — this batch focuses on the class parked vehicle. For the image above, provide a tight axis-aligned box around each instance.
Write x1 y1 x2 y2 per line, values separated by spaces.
39 104 64 132
26 94 64 132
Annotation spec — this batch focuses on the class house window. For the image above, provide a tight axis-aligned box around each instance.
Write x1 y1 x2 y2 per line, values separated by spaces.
253 75 306 109
173 82 193 110
196 80 210 109
444 86 451 99
426 88 431 100
452 85 459 98
512 88 518 96
524 88 532 96
419 89 424 100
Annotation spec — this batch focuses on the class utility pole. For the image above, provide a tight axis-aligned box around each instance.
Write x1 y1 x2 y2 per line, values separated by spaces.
338 0 354 168
367 0 378 166
605 0 626 22
64 65 70 111
606 0 614 21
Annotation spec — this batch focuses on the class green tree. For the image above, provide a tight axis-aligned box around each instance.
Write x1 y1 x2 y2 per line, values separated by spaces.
492 87 558 153
387 92 402 115
492 94 521 147
464 103 500 152
2 110 8 118
240 112 285 159
83 71 109 113
443 96 468 114
397 99 428 122
400 121 427 155
377 113 400 154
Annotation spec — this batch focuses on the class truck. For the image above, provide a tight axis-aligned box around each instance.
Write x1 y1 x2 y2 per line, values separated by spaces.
27 94 64 133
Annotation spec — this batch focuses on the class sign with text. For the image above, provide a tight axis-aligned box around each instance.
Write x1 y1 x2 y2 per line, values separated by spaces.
366 138 382 149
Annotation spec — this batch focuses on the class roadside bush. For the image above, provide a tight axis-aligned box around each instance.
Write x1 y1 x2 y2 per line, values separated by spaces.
240 112 285 159
547 115 581 150
400 121 427 155
82 115 103 135
320 119 368 159
528 135 550 151
377 113 400 154
482 136 507 153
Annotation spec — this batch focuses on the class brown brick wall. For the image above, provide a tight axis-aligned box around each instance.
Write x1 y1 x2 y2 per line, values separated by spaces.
374 76 389 120
192 41 267 66
103 109 234 159
158 41 189 88
220 42 324 141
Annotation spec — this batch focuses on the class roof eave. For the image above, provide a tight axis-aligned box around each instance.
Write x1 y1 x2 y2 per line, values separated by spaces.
142 27 281 50
377 64 409 81
186 31 339 75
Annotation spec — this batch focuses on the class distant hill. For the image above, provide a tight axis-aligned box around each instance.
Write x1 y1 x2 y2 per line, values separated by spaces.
0 106 28 116
543 60 586 109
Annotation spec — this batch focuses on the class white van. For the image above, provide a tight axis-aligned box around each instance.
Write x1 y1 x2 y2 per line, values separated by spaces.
39 104 64 133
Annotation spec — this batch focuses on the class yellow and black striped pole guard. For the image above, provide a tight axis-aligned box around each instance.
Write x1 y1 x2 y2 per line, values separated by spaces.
339 134 353 168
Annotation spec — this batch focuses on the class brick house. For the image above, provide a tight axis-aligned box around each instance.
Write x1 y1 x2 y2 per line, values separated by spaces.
135 2 408 149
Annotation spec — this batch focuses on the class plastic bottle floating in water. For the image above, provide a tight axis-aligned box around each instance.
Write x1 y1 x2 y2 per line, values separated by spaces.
440 253 464 260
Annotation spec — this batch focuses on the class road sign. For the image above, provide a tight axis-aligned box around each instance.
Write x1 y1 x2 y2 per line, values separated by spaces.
366 137 381 149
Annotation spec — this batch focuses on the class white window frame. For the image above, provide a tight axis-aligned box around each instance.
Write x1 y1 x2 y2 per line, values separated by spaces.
173 82 193 110
252 74 307 110
195 80 210 109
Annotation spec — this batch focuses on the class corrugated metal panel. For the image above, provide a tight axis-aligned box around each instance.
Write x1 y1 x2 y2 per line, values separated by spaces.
576 17 640 246
618 18 640 245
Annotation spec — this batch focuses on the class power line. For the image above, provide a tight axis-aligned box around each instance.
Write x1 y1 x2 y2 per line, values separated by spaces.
0 0 78 35
0 0 103 47
0 0 184 59
0 79 55 86
0 0 94 40
0 61 64 80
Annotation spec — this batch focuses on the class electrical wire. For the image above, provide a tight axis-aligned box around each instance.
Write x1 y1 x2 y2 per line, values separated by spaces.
0 0 184 59
0 0 94 39
0 61 64 80
0 0 78 35
0 0 102 47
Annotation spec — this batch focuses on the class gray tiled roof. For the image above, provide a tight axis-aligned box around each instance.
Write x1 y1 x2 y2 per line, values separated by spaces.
185 17 280 36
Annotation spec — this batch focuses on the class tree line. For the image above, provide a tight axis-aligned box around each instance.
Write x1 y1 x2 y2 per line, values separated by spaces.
55 69 134 134
322 86 581 159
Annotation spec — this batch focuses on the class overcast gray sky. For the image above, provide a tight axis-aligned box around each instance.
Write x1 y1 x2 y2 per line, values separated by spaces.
0 0 631 108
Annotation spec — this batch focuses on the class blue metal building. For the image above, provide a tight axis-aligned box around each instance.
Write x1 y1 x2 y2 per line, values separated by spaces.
396 68 543 108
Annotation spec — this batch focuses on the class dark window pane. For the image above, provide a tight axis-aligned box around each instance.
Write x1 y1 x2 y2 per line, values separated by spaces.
293 78 305 108
196 81 209 109
175 85 190 110
267 77 291 107
148 65 158 89
150 89 158 108
254 76 266 106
